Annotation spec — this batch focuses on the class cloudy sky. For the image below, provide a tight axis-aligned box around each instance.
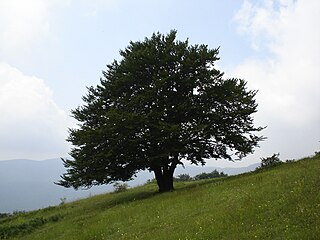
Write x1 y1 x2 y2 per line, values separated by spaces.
0 0 319 167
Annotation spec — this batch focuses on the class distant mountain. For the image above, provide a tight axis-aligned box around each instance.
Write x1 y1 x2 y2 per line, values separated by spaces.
0 158 259 213
0 158 111 213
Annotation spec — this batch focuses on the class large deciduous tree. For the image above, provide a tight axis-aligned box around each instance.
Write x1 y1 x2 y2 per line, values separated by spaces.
57 30 264 192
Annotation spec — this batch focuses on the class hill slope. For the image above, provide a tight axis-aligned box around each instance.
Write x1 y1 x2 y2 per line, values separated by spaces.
1 155 319 239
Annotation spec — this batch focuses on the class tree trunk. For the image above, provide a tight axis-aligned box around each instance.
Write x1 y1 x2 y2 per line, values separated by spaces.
153 164 176 193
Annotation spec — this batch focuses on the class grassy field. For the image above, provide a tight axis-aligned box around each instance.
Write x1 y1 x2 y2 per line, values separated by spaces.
1 154 319 240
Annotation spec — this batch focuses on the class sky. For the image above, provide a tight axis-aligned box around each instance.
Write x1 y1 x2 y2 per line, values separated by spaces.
0 0 319 167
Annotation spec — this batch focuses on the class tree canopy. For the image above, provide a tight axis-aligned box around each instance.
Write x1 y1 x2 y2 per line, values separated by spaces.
57 30 264 192
194 170 227 180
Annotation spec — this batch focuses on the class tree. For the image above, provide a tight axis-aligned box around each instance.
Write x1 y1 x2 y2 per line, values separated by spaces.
57 30 264 192
259 153 282 169
113 182 129 193
174 174 192 182
194 170 227 180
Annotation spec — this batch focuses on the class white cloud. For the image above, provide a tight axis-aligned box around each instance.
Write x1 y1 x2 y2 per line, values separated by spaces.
231 0 320 161
0 0 69 58
0 0 47 49
0 62 71 160
0 0 73 160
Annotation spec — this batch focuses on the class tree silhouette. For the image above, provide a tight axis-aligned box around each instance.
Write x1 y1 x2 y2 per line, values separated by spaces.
57 30 264 192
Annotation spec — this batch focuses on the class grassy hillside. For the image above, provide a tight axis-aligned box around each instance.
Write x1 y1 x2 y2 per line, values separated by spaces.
1 155 319 240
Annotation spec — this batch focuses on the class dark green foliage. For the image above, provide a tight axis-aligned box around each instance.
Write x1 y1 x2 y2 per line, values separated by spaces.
0 215 62 239
12 211 25 215
259 153 282 169
58 30 264 192
0 211 27 224
174 174 193 182
113 182 129 193
0 214 11 226
0 213 10 220
194 169 227 180
174 171 227 181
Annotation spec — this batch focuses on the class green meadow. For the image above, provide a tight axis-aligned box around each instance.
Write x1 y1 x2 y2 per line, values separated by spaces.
1 155 319 240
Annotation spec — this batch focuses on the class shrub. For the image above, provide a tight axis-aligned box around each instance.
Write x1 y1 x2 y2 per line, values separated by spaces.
12 210 25 215
59 197 67 205
174 174 193 182
259 153 282 169
0 213 10 219
194 170 227 180
0 215 62 239
113 182 129 193
146 178 156 184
